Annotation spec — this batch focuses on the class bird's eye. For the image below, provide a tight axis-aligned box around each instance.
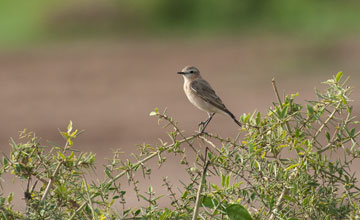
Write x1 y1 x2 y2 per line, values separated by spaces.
189 70 194 73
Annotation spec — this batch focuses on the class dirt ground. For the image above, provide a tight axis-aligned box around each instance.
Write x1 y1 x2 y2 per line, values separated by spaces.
1 36 360 209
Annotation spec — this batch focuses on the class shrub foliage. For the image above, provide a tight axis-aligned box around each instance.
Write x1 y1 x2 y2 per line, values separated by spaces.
1 73 359 219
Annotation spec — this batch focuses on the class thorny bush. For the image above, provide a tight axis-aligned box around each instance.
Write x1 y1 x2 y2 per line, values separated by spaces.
1 72 359 220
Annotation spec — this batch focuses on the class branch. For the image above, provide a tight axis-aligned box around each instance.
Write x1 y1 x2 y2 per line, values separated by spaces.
158 113 205 162
269 187 287 220
40 140 70 203
40 162 62 203
69 134 199 220
311 103 340 144
272 78 292 135
192 147 210 220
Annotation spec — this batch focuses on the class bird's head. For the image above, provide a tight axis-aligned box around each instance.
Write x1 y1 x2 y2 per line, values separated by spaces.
177 66 201 80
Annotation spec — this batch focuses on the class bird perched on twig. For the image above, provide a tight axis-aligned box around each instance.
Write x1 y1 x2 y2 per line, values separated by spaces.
177 66 242 133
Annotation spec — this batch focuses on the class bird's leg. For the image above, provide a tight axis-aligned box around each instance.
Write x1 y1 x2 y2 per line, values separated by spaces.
199 113 215 133
198 119 208 127
198 114 211 127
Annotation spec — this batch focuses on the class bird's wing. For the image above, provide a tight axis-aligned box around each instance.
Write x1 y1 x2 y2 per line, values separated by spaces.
190 79 229 113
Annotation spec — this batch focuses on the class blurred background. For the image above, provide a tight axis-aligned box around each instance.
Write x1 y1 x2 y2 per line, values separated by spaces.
1 0 360 208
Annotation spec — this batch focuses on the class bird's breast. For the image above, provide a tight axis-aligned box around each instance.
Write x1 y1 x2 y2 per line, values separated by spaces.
183 81 229 116
183 82 211 112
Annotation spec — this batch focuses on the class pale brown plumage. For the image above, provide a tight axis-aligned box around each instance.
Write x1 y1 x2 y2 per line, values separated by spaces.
191 79 241 127
178 66 241 132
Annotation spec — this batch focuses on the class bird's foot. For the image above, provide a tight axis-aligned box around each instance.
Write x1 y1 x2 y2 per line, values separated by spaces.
198 121 206 127
199 125 208 134
198 121 208 133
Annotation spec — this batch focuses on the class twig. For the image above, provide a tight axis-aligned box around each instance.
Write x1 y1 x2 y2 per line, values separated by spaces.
272 78 292 135
162 177 180 208
269 187 287 220
25 178 37 215
40 140 69 203
311 103 340 144
40 162 62 203
69 135 199 220
159 113 205 162
192 148 210 220
83 177 95 219
199 136 221 154
317 124 340 153
272 78 283 106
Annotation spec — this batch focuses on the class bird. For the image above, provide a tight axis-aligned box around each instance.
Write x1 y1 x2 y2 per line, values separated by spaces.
177 66 242 133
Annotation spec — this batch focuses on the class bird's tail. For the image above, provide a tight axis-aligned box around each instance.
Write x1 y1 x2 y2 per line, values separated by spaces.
231 116 242 127
225 110 242 127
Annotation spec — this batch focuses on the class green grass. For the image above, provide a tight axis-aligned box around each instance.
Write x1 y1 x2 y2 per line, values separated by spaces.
1 0 360 48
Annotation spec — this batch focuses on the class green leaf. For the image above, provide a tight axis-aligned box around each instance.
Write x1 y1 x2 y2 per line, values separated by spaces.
67 120 73 134
182 190 189 198
248 144 255 153
226 174 230 187
261 151 266 159
221 173 226 187
285 163 299 171
134 209 141 216
226 204 252 220
275 107 282 118
211 184 219 190
58 152 66 160
15 164 24 173
325 131 331 141
255 112 261 125
283 195 296 202
71 129 78 137
241 113 250 123
105 168 112 178
150 107 159 116
68 151 74 160
202 196 219 209
207 151 213 161
159 208 171 220
280 105 288 119
306 104 314 116
349 128 355 137
68 138 73 146
7 192 13 203
335 71 343 83
0 197 5 206
250 192 256 201
3 157 8 166
61 132 69 138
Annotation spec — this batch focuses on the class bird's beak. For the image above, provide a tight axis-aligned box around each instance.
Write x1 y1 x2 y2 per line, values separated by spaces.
177 72 185 75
